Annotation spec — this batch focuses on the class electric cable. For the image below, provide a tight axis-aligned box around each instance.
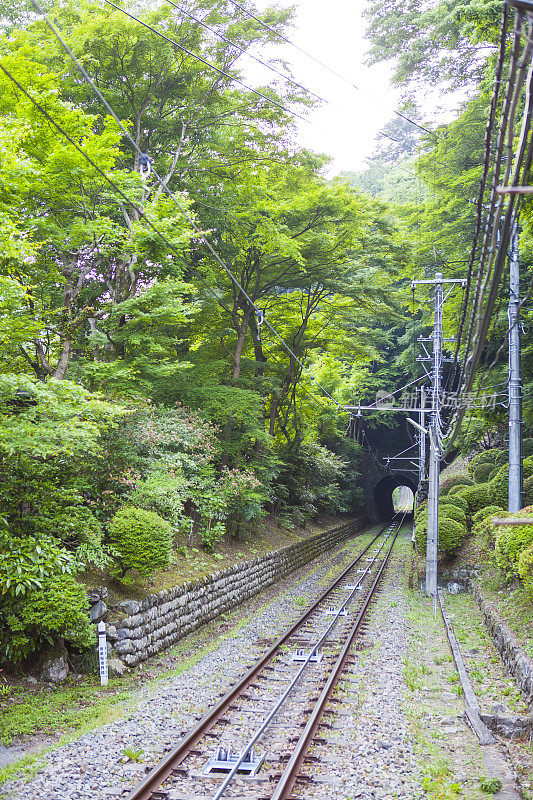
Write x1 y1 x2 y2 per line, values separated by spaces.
13 1 345 414
225 0 436 137
164 1 407 149
103 0 310 124
166 0 325 104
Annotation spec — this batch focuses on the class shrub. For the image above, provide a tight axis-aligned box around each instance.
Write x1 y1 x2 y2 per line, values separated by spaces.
518 544 533 598
130 473 187 528
438 517 468 554
458 484 491 513
495 506 533 577
1 574 94 664
467 449 507 477
440 475 474 494
524 475 533 506
438 503 467 524
415 514 467 557
109 506 172 576
473 463 495 484
472 507 505 544
523 438 533 459
489 457 533 506
415 500 427 521
447 484 466 496
441 494 468 512
472 505 505 526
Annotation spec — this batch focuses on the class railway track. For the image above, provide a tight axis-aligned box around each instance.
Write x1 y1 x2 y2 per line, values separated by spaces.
125 516 404 800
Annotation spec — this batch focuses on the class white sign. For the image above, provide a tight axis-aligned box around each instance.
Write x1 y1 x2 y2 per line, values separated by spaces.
98 621 108 686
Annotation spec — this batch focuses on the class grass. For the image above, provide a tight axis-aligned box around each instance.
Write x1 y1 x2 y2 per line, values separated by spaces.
0 755 42 790
444 592 527 713
0 676 137 747
401 584 489 800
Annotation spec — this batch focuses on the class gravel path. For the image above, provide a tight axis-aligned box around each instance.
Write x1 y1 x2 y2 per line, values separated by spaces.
1 530 446 800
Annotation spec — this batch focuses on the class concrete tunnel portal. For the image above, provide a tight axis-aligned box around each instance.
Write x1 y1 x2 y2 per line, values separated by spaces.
373 474 416 520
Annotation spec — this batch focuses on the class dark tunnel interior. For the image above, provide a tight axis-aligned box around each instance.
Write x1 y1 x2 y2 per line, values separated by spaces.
373 475 416 520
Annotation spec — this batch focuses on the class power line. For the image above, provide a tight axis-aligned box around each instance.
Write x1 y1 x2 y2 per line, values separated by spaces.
14 1 343 413
164 1 406 149
225 0 436 138
103 0 310 125
166 0 325 104
442 7 533 455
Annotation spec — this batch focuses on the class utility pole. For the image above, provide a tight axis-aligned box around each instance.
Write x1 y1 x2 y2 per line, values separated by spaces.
418 386 427 493
426 274 443 599
508 216 522 512
412 272 465 599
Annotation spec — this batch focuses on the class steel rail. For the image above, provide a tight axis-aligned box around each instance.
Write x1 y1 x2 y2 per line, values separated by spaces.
270 520 401 800
124 517 385 800
210 519 400 799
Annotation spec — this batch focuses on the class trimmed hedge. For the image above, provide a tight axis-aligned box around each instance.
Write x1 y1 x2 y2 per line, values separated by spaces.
523 438 533 459
457 484 491 513
438 503 467 524
415 512 467 557
109 506 172 576
489 457 533 506
495 505 533 578
447 484 466 496
524 475 533 506
472 505 505 526
472 506 505 543
467 449 507 477
518 544 533 599
440 494 468 512
472 462 494 484
440 475 474 494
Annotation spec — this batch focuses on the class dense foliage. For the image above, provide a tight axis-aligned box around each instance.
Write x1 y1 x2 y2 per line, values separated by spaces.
2 0 533 666
0 0 410 666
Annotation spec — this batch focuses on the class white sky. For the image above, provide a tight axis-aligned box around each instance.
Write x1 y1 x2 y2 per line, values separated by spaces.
244 0 403 175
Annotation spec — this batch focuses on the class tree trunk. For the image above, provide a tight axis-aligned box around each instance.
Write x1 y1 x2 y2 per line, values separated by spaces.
231 309 251 382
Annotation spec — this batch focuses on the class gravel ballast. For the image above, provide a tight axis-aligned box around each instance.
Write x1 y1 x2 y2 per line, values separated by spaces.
2 528 527 800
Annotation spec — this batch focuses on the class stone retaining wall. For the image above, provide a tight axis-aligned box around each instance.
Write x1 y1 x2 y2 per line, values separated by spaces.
470 582 533 709
107 517 367 667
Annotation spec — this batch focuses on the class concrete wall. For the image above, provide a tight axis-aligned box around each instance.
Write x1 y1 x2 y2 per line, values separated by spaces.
107 517 367 667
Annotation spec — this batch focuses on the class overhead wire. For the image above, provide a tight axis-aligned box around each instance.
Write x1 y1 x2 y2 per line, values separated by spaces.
441 6 533 454
225 0 436 138
165 0 325 104
18 0 344 414
103 0 310 124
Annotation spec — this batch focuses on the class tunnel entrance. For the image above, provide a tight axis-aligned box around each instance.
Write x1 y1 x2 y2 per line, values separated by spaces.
373 475 416 520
